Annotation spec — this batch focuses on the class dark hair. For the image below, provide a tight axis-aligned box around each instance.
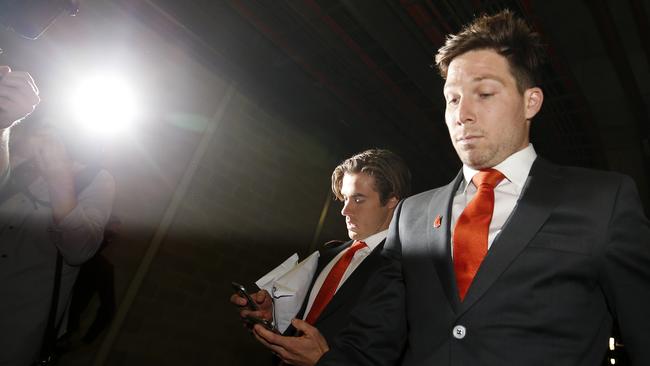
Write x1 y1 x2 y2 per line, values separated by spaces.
331 149 411 205
435 9 545 92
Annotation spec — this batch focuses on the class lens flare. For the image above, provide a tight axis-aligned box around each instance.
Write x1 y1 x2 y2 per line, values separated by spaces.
70 73 138 136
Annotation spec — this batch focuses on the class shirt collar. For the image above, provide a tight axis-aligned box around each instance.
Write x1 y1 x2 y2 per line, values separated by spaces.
461 144 537 192
356 229 388 251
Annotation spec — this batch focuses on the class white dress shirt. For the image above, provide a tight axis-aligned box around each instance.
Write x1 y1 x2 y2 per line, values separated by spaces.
302 229 388 319
451 144 537 253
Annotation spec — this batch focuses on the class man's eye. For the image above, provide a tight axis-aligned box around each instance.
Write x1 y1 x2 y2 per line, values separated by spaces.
447 97 459 105
354 198 363 203
479 93 494 99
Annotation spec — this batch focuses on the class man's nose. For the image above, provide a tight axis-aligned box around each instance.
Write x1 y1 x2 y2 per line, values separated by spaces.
341 201 352 216
455 97 476 125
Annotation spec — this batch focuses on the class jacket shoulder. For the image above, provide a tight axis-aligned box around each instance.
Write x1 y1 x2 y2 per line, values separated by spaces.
322 239 349 250
549 163 632 190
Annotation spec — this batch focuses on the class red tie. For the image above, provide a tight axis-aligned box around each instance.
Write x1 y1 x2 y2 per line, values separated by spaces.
304 241 368 324
453 169 505 301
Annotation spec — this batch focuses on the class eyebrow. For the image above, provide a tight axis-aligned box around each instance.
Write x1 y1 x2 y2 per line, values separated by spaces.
345 193 367 199
474 75 506 84
444 74 506 91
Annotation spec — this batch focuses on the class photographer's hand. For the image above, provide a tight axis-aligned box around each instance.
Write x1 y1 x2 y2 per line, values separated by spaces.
28 126 76 223
0 65 40 186
0 66 40 129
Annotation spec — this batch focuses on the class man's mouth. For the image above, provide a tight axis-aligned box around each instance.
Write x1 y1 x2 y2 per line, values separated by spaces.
457 135 483 144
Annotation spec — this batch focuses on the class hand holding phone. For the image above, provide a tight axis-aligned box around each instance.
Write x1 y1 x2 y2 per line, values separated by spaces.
231 282 259 311
231 282 277 332
231 282 274 331
245 315 277 332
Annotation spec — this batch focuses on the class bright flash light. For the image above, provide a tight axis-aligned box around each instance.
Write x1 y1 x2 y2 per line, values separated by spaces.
70 73 138 136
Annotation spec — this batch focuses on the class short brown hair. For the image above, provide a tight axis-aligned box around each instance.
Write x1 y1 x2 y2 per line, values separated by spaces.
331 149 411 205
435 9 545 92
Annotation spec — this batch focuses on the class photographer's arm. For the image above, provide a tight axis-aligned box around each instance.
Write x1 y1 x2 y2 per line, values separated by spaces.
26 126 116 265
47 158 115 265
48 167 116 265
0 66 40 129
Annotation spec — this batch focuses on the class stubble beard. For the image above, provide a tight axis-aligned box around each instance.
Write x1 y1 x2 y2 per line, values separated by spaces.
456 142 497 170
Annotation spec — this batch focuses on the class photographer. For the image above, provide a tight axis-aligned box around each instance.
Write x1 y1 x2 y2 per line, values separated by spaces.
0 2 116 363
0 67 116 365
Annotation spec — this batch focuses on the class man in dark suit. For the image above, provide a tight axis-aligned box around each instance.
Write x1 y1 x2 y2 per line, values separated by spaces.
318 10 650 366
230 148 411 366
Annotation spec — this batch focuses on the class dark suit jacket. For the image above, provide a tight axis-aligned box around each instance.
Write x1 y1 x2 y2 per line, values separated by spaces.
284 239 387 343
320 158 650 366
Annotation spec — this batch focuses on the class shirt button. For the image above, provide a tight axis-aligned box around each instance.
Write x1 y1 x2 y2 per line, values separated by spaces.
453 325 466 339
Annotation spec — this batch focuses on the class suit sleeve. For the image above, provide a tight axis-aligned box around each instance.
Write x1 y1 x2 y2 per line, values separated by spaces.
317 202 407 366
600 176 650 365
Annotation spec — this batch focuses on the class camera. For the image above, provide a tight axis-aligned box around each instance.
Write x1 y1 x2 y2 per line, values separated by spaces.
0 0 80 40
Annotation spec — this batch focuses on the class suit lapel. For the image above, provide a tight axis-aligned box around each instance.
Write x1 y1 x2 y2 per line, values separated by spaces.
290 241 350 329
315 240 385 324
427 171 464 312
459 158 562 314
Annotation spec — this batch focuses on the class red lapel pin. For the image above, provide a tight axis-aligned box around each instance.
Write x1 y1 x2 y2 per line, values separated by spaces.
433 215 442 228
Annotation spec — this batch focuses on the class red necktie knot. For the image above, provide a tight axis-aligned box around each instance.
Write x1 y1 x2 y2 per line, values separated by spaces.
473 169 505 190
350 240 368 252
304 240 367 324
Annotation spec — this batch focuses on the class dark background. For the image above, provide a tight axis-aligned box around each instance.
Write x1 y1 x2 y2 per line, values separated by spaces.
0 0 648 364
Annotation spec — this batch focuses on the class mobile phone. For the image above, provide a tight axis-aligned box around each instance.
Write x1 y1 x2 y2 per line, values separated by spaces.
231 281 259 311
244 315 277 332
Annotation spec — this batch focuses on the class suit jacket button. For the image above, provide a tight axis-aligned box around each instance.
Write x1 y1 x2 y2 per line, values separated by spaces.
453 325 466 339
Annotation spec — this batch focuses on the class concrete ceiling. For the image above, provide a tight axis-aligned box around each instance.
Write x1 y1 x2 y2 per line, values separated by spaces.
112 0 650 205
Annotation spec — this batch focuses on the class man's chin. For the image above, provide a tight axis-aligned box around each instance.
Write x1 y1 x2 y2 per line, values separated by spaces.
460 152 491 170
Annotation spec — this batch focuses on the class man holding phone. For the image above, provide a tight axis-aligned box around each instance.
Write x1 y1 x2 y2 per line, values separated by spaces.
230 148 411 366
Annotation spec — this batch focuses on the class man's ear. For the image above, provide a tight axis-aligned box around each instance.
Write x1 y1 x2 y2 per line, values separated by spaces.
524 86 543 120
386 196 399 209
